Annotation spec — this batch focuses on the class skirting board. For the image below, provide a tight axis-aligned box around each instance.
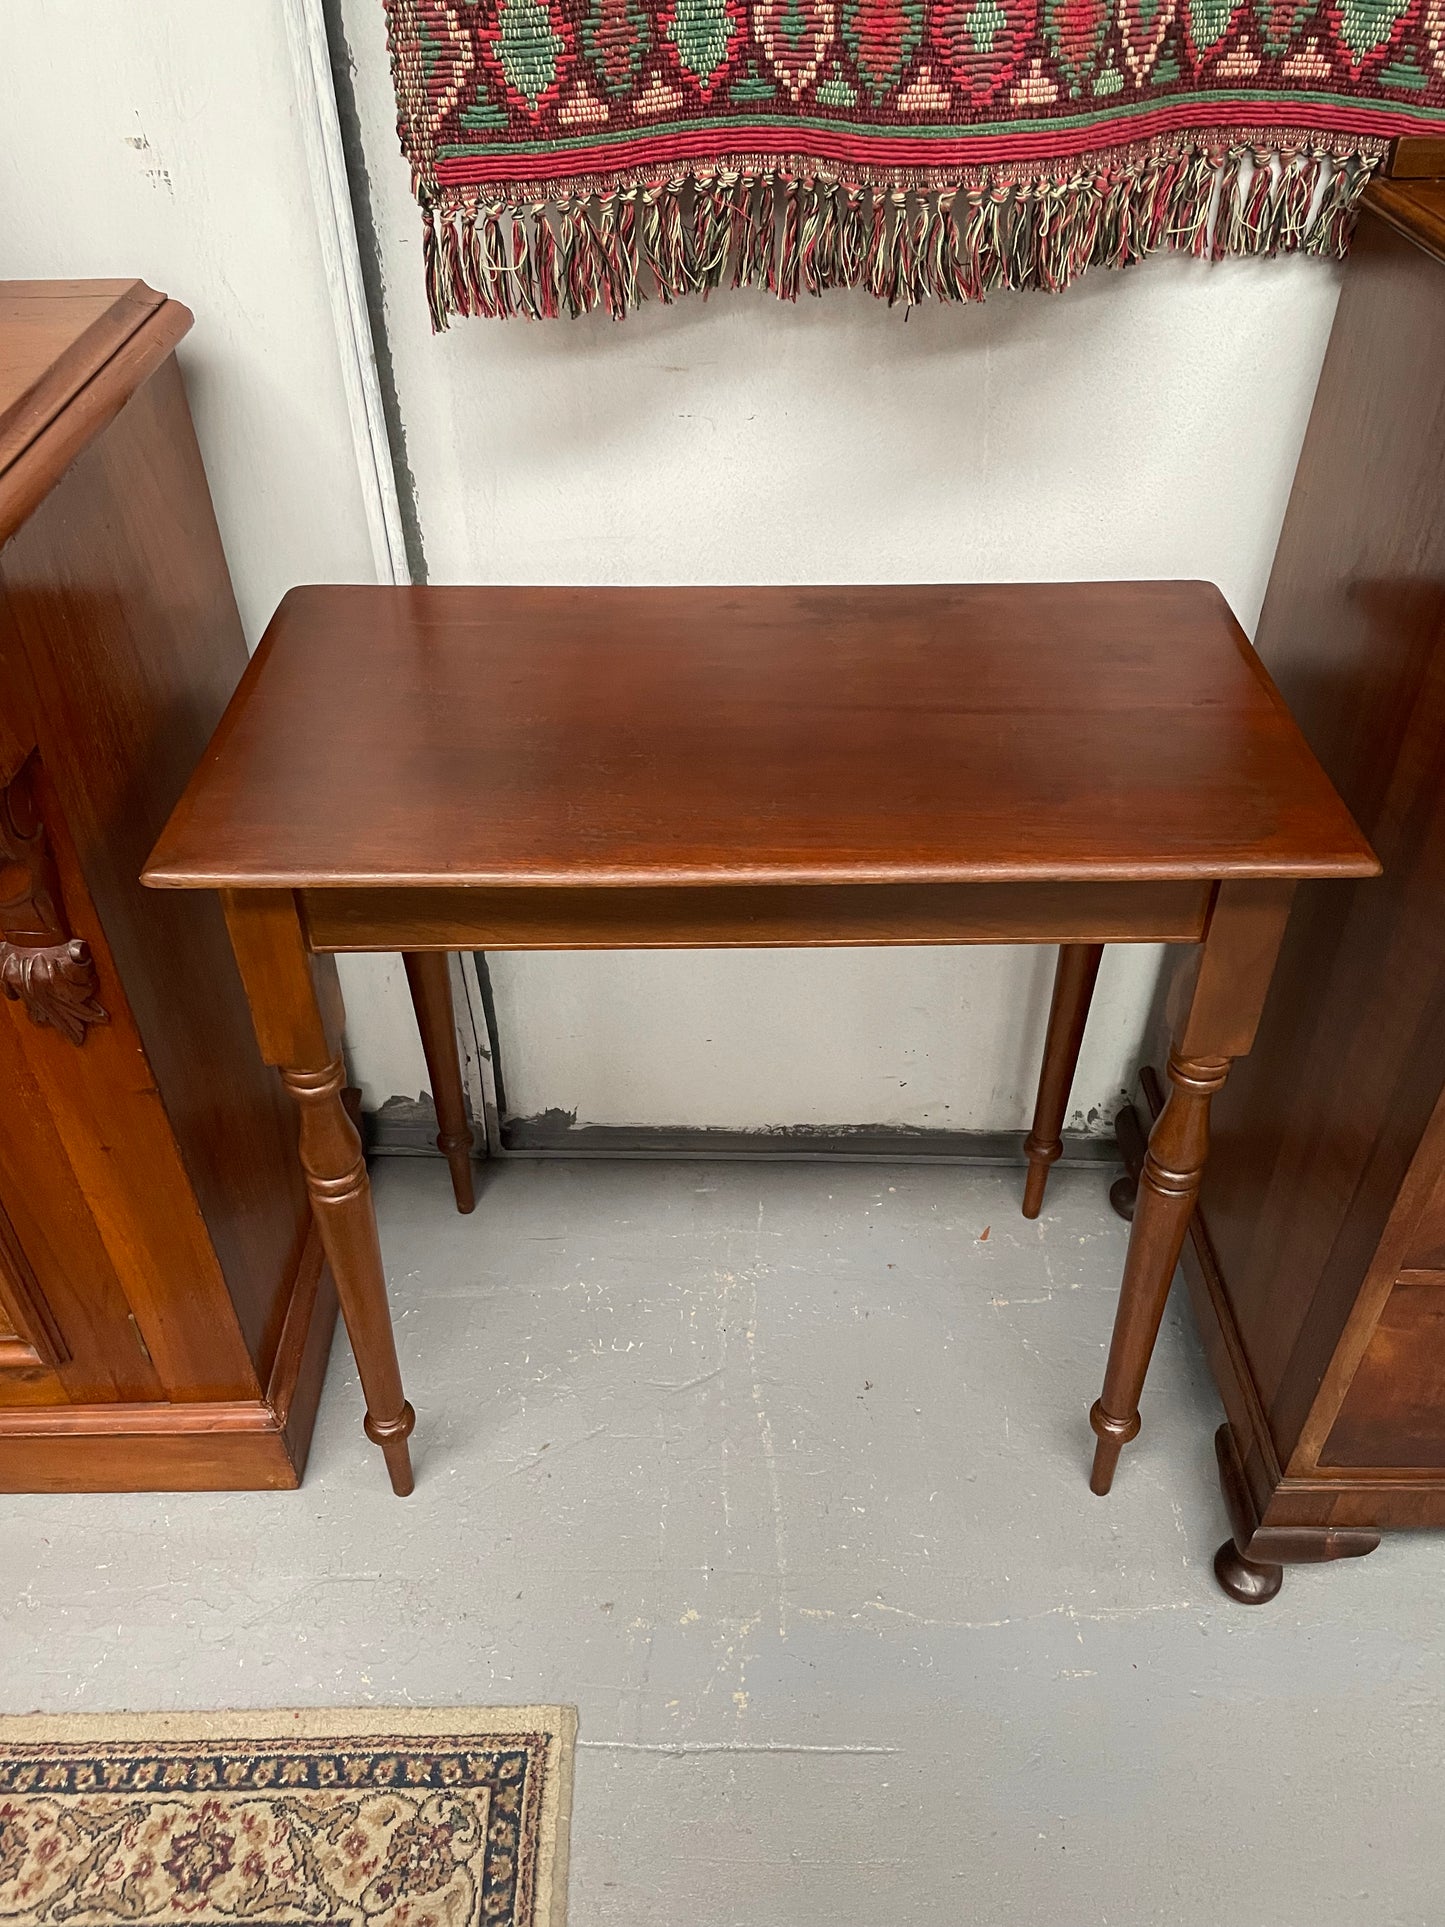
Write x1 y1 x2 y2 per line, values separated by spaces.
364 1097 1122 1167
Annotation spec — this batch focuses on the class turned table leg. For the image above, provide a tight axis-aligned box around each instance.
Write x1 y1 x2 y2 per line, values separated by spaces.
1023 943 1103 1218
284 1057 416 1495
1089 881 1295 1496
222 890 416 1495
404 951 476 1214
1089 1048 1226 1492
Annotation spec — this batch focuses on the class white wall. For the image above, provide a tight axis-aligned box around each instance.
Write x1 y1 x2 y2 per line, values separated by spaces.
0 4 374 644
334 0 1342 1133
0 0 427 1110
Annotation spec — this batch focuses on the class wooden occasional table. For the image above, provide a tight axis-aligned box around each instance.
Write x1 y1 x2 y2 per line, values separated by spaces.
144 584 1377 1502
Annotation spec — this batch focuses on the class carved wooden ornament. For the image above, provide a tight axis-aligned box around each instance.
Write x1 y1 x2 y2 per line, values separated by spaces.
0 758 107 1045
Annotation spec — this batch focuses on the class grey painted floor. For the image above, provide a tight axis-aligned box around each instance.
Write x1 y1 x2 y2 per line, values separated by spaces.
4 1158 1443 1926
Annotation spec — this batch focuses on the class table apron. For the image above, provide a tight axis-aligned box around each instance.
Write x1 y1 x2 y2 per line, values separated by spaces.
298 880 1216 952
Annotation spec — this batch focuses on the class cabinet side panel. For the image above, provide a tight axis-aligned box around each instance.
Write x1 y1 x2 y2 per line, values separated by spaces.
1195 209 1445 1459
0 349 310 1385
0 767 191 1402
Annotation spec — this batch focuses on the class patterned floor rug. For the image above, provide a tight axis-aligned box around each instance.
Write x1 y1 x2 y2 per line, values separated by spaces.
0 1705 574 1927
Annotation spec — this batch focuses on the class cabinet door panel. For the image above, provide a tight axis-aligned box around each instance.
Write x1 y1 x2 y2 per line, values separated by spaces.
1401 1161 1445 1271
0 1003 162 1405
1322 1272 1445 1469
0 1189 65 1370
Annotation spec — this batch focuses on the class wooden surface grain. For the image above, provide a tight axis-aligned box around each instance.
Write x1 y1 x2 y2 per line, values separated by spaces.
1196 205 1445 1464
1158 194 1445 1562
1 346 311 1397
298 878 1215 951
145 581 1378 892
1385 137 1445 179
153 577 1377 1498
1364 178 1445 264
0 296 192 551
0 280 162 479
0 281 334 1490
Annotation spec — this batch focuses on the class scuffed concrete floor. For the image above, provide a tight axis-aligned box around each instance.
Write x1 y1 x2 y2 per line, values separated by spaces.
4 1157 1444 1926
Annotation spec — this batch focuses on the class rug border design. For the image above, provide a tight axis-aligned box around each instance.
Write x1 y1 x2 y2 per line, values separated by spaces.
0 1705 576 1927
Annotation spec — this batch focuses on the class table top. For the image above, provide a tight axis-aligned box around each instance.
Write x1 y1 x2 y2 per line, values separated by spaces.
144 583 1377 892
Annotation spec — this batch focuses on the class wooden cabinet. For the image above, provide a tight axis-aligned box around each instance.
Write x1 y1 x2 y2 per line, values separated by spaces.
1131 174 1445 1596
0 280 335 1490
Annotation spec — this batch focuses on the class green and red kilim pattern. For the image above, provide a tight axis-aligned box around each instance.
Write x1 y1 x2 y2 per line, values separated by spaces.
383 0 1445 321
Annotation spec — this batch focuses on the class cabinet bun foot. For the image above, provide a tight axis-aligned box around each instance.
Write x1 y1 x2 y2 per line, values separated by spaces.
1213 1538 1283 1604
1108 1173 1137 1222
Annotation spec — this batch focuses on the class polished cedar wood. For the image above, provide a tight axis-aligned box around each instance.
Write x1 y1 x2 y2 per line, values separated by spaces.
221 890 415 1497
0 281 336 1491
301 880 1214 950
1112 177 1445 1599
145 582 1374 1504
1367 176 1445 259
1387 137 1445 182
1088 879 1300 1492
0 281 163 482
145 582 1375 891
403 952 476 1212
1022 944 1103 1218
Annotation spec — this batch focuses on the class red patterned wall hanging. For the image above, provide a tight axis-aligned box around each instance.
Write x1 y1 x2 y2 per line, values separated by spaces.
381 0 1444 323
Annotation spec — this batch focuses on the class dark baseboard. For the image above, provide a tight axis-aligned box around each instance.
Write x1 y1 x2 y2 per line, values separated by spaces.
361 1098 451 1156
363 1098 1119 1167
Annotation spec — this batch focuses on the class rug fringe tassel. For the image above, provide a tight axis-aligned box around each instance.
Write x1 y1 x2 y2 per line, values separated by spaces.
421 143 1381 329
